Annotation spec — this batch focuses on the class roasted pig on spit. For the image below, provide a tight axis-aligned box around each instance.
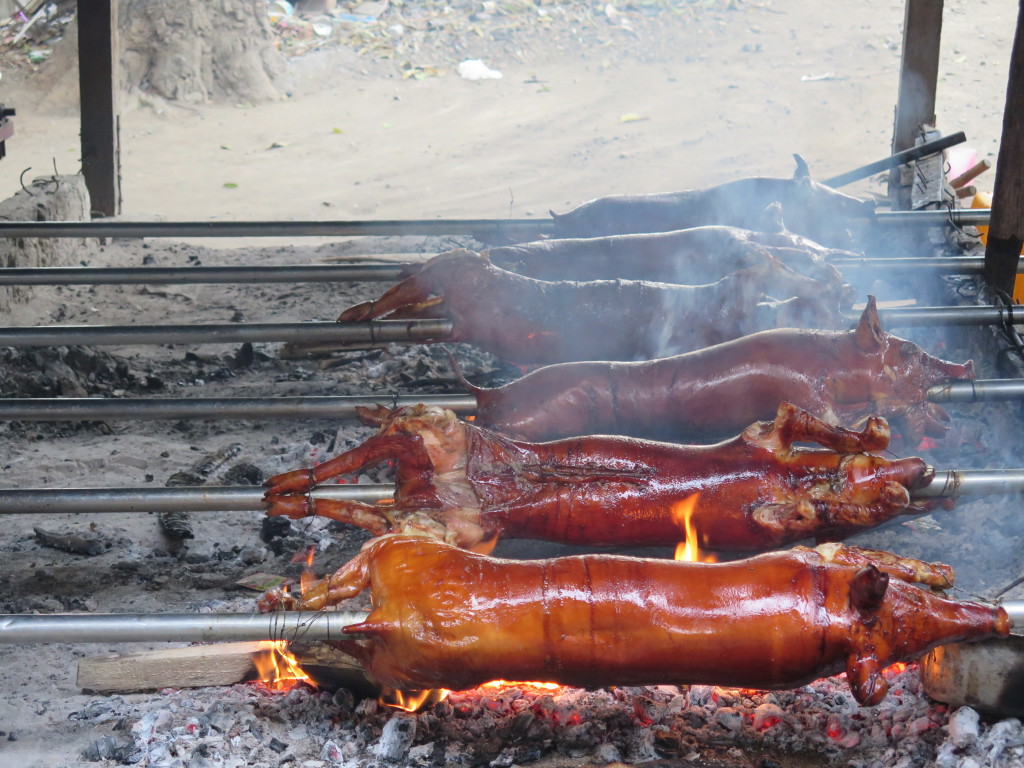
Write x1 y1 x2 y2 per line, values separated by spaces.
336 249 845 364
549 155 875 249
259 535 1008 706
457 297 974 446
263 401 938 553
488 213 854 286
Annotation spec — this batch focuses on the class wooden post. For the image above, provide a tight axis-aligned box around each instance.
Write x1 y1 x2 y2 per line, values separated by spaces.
77 0 121 217
984 0 1024 298
889 0 944 209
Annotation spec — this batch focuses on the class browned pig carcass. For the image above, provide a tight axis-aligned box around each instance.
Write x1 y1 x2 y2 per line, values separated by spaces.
337 249 846 364
487 216 854 286
549 155 875 249
259 534 1008 706
457 297 974 446
262 401 940 554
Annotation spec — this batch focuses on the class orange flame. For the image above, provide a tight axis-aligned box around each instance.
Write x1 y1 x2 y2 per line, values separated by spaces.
252 641 314 691
380 688 450 712
293 544 317 595
671 493 718 563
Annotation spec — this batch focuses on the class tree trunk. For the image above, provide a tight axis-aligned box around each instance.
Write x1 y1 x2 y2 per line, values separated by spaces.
120 0 284 103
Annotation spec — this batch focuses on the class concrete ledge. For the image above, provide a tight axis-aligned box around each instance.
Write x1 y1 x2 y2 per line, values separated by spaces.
0 174 91 313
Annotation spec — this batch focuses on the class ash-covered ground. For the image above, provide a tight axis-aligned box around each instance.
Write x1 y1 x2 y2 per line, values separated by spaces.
0 229 1023 768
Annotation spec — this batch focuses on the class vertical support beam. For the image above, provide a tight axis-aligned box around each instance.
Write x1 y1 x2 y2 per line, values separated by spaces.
892 0 944 153
889 0 943 209
984 0 1024 298
77 0 121 217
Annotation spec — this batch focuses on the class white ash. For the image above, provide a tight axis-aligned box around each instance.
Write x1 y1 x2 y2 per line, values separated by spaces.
69 665 1024 768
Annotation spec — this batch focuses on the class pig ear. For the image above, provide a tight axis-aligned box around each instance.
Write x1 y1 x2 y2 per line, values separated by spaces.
792 153 811 181
759 201 786 233
849 564 889 613
855 296 886 352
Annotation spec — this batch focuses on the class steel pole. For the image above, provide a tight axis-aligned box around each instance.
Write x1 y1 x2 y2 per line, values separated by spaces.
0 320 454 347
0 264 411 285
0 213 992 239
5 380 1024 422
1 307 1014 349
0 611 370 644
823 131 967 188
926 380 1024 403
3 258 1007 287
2 469 1024 515
0 219 554 239
914 469 1024 499
875 209 991 226
0 394 479 422
0 485 392 514
0 603 1019 644
871 305 1016 327
833 257 987 273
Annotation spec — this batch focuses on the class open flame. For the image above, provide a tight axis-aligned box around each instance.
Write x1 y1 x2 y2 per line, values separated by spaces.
292 544 317 595
252 641 314 691
671 493 718 563
381 688 451 712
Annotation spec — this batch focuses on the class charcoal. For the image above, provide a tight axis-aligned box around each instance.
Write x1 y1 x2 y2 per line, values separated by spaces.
33 526 106 556
81 734 134 762
376 716 415 765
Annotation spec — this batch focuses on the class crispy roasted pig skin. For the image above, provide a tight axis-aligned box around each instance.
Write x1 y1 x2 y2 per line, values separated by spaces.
338 250 844 364
487 222 852 286
549 155 875 249
259 535 1008 706
460 297 974 446
263 402 937 553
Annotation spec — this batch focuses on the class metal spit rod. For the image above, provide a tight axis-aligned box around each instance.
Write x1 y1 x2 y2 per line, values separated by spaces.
0 219 554 239
0 264 411 285
0 469 1022 514
0 485 394 514
0 602 1020 645
0 320 454 347
0 257 1010 287
0 306 1018 348
1 382 1022 422
0 210 993 240
0 394 480 421
0 611 370 644
925 380 1024 403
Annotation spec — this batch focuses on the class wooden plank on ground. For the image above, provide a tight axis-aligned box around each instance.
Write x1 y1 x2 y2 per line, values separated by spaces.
76 641 375 694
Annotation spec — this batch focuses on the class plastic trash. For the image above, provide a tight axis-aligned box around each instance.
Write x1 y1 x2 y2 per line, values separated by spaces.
458 60 503 81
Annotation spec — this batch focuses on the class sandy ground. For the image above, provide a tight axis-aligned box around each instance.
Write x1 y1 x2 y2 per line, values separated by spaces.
1 0 1017 229
0 1 1022 766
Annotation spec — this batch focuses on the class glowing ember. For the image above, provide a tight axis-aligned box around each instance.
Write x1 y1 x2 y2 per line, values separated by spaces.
884 661 910 676
252 641 314 692
480 680 564 692
671 493 718 563
380 687 450 712
917 436 940 451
